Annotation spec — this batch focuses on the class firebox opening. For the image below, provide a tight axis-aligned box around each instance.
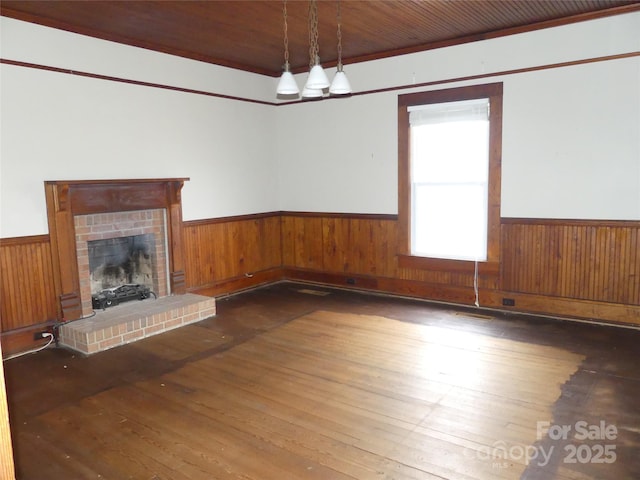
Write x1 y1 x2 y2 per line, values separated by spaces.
88 234 157 295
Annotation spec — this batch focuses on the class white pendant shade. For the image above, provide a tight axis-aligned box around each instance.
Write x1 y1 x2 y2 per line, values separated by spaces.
276 70 299 95
329 70 352 95
301 85 324 99
306 64 330 89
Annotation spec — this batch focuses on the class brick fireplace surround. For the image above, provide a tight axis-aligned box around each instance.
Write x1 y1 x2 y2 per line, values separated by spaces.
75 209 169 317
45 179 216 355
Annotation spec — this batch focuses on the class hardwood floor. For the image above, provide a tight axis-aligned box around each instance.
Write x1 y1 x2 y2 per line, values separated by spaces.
4 282 640 479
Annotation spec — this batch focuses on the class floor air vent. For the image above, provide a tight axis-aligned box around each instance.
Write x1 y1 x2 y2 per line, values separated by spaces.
296 288 332 297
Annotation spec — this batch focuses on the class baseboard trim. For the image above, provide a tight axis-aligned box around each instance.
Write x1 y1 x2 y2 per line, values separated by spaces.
188 268 284 298
283 268 640 327
1 320 57 358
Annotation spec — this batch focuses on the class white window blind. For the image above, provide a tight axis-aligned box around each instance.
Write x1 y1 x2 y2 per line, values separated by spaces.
408 98 489 125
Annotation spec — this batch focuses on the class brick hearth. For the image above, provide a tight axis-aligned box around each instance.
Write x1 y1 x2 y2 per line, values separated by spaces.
59 293 216 355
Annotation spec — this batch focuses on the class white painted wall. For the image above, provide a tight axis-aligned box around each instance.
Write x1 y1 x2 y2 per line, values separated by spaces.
276 56 640 219
1 13 639 238
1 18 278 237
2 17 274 102
276 12 640 219
275 93 397 214
501 58 640 219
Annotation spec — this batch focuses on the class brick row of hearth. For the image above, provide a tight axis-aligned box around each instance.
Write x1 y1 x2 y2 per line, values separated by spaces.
58 294 216 355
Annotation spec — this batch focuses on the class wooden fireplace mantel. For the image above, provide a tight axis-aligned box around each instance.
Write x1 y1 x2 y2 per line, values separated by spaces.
45 178 189 321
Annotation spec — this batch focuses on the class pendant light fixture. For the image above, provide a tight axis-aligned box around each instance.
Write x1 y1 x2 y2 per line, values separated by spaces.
277 0 352 99
302 0 329 97
329 0 352 95
276 0 299 96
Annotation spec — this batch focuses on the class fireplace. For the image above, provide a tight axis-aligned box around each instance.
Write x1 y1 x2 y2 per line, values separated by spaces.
45 179 188 321
46 179 217 355
74 209 169 316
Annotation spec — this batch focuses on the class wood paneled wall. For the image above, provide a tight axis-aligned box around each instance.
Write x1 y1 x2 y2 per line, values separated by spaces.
2 213 639 356
0 236 58 332
501 219 640 305
281 214 398 277
280 213 639 323
281 213 500 292
183 214 283 296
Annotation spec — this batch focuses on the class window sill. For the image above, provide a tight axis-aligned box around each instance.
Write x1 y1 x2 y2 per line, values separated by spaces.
398 254 500 276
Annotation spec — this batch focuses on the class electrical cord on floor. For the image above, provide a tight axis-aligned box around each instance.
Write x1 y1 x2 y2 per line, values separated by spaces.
474 259 480 308
58 310 96 326
4 333 55 361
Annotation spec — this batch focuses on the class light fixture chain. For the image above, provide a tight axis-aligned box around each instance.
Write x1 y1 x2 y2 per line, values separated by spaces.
283 0 290 66
308 0 320 66
336 0 342 67
277 0 300 95
313 0 319 61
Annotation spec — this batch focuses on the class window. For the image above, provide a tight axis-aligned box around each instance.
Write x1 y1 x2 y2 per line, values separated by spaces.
398 83 502 273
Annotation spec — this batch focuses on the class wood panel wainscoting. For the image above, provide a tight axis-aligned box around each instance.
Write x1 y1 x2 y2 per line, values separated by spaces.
497 218 640 325
2 211 640 357
183 213 284 297
501 218 639 304
280 213 639 325
0 235 58 356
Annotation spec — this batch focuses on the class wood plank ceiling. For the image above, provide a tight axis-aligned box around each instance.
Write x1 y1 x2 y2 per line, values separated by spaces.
1 1 638 76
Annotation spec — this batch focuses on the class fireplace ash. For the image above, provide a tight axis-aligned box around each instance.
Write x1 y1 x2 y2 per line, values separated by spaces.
88 234 156 295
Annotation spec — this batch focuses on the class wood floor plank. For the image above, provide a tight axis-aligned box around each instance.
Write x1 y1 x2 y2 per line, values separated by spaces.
14 427 106 480
89 384 347 480
32 404 185 480
130 323 232 361
135 377 436 480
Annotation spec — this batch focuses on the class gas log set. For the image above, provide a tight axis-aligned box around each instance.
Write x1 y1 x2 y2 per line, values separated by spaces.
91 284 155 310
